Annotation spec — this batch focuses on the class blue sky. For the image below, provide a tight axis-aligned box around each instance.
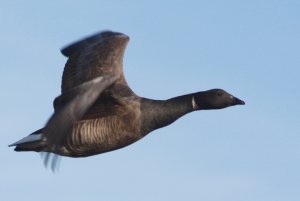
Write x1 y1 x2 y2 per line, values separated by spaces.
1 0 299 200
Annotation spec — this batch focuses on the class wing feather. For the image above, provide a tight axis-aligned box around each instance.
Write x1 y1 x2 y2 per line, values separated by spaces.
44 75 119 150
60 31 130 93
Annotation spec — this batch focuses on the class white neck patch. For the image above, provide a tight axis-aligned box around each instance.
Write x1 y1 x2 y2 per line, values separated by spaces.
192 96 198 110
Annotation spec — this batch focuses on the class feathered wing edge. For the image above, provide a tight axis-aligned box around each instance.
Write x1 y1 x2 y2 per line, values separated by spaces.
61 31 127 57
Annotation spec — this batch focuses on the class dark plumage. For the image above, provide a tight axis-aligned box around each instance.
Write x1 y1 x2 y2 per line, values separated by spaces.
9 31 245 168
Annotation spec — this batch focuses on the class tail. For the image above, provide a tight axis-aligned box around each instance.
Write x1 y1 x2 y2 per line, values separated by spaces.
9 128 46 152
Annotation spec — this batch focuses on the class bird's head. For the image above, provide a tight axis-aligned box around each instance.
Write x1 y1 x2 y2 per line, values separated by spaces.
193 89 245 110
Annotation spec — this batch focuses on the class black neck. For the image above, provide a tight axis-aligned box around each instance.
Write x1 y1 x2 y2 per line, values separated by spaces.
140 93 196 135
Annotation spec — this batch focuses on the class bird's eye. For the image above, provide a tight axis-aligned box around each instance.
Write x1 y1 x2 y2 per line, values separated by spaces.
217 92 222 97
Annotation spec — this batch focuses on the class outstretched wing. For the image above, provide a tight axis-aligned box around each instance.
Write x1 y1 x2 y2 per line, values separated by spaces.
60 31 133 96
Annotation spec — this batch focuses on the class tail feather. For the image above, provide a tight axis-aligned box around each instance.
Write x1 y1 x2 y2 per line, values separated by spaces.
9 129 46 152
10 128 61 172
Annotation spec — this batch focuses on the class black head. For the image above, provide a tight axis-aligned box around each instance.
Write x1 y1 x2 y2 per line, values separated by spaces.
194 89 245 110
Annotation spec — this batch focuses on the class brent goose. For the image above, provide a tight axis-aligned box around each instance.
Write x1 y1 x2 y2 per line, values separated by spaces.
9 31 245 169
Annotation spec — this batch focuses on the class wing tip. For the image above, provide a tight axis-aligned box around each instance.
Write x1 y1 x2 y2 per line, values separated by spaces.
61 30 129 57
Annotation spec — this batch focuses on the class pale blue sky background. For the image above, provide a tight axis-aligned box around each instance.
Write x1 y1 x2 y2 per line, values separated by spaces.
1 0 299 200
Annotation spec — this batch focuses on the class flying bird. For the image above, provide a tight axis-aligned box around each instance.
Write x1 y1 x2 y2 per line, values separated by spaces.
9 31 245 169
